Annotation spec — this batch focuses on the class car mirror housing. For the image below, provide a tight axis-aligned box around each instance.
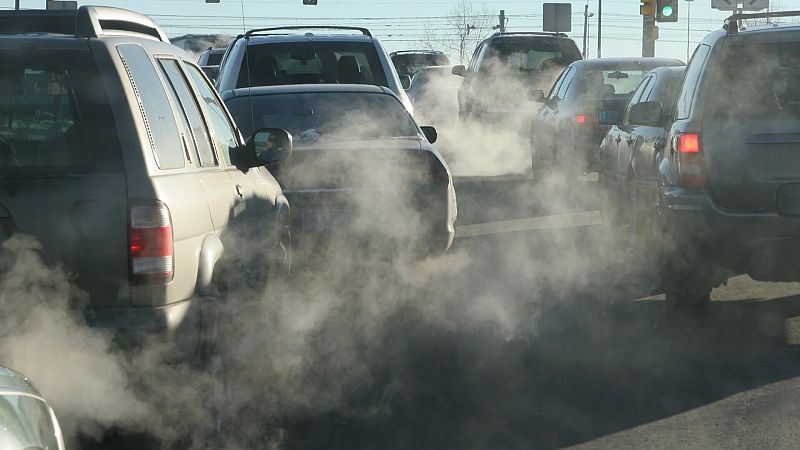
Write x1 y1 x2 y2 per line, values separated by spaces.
628 101 664 127
420 126 438 144
400 75 412 90
452 65 466 77
529 89 545 103
240 128 293 169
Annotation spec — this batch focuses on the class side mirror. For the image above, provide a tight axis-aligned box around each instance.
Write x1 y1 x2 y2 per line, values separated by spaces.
452 65 466 77
420 126 438 144
240 128 293 169
598 110 620 126
529 89 545 103
400 75 412 90
629 101 664 127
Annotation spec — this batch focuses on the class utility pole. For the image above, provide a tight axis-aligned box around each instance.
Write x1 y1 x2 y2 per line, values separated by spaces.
582 3 595 59
15 0 19 10
498 9 506 33
597 0 602 58
642 15 656 56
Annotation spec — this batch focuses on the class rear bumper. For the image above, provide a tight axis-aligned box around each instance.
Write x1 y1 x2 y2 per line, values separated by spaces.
661 186 800 281
85 298 201 356
286 183 456 258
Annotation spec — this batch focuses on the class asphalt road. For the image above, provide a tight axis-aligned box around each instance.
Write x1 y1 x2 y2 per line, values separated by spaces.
82 174 800 449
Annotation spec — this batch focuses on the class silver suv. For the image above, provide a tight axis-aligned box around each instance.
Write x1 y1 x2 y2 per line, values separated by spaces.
215 26 414 114
0 6 291 355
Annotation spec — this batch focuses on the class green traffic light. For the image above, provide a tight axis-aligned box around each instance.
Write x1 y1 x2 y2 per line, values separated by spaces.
662 5 673 17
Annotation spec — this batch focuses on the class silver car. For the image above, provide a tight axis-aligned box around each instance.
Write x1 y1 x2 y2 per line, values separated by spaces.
0 368 64 450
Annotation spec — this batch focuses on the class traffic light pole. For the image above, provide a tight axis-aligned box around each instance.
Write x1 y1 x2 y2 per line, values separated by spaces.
642 14 656 57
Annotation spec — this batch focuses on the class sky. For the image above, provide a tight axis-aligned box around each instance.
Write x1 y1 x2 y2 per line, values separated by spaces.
5 0 783 62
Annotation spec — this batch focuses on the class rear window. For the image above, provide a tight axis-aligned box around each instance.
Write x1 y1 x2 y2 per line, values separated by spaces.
0 49 120 174
237 42 389 88
226 92 418 143
705 41 800 120
206 51 224 66
480 39 581 73
570 69 650 98
392 53 450 76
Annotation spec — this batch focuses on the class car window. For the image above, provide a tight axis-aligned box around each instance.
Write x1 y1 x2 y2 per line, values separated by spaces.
118 44 184 170
158 59 217 167
0 49 120 174
226 92 419 144
184 63 239 166
468 43 484 72
622 76 653 125
556 67 576 99
481 40 580 73
571 69 651 99
0 395 60 450
237 41 389 88
676 44 710 119
548 69 568 98
640 74 657 102
705 41 800 120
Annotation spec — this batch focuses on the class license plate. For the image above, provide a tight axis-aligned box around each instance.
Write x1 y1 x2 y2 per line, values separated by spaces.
777 183 800 217
302 209 351 232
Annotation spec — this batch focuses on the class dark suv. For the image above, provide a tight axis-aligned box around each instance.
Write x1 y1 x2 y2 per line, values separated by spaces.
653 12 800 305
452 32 581 122
0 7 290 354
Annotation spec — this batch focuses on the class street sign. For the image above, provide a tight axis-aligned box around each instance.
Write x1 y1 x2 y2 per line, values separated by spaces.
712 0 769 11
543 3 572 32
46 0 76 9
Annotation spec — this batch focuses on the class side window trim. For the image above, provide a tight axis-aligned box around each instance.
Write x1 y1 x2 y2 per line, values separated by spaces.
622 76 653 126
559 67 577 99
178 60 227 167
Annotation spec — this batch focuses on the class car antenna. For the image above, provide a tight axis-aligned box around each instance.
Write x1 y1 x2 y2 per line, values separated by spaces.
239 0 256 143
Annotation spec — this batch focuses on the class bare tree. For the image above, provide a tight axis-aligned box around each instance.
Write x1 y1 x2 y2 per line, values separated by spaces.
424 0 494 64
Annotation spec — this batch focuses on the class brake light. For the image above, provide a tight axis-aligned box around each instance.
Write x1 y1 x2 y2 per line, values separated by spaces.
575 114 599 129
129 200 174 283
677 133 705 189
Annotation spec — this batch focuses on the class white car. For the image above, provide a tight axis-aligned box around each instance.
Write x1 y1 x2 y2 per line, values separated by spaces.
215 26 414 114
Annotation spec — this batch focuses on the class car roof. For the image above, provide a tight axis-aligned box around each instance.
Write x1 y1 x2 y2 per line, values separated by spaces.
226 83 392 99
484 32 570 42
0 367 40 397
391 50 445 56
570 57 684 70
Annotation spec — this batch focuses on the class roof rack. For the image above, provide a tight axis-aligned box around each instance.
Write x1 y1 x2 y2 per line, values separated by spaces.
76 6 168 42
245 26 371 39
492 31 568 37
0 5 168 42
390 50 446 55
724 10 800 34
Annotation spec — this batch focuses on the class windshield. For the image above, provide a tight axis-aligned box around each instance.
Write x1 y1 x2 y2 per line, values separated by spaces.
227 91 419 143
237 41 389 88
392 53 450 77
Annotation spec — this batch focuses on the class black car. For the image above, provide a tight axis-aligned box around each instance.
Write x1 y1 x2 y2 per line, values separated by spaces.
390 50 450 78
530 57 683 175
452 32 582 123
598 66 686 229
618 13 800 306
223 84 457 259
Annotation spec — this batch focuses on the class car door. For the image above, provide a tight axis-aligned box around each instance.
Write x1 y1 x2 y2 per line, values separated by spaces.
182 62 287 269
615 76 654 181
547 66 576 165
533 66 573 168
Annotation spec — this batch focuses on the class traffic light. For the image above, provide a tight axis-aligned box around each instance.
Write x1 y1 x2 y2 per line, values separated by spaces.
656 0 678 22
640 0 656 17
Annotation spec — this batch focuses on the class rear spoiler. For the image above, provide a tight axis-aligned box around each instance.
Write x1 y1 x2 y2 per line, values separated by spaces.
0 5 168 43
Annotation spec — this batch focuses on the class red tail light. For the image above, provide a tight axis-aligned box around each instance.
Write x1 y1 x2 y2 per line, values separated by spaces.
129 200 174 283
575 114 599 129
677 133 706 189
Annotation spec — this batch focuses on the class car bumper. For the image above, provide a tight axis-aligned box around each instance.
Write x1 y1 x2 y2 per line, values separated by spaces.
85 298 201 357
661 186 800 281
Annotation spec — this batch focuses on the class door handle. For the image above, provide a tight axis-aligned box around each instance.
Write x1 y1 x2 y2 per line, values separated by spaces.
235 184 244 198
614 135 622 145
626 137 635 146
